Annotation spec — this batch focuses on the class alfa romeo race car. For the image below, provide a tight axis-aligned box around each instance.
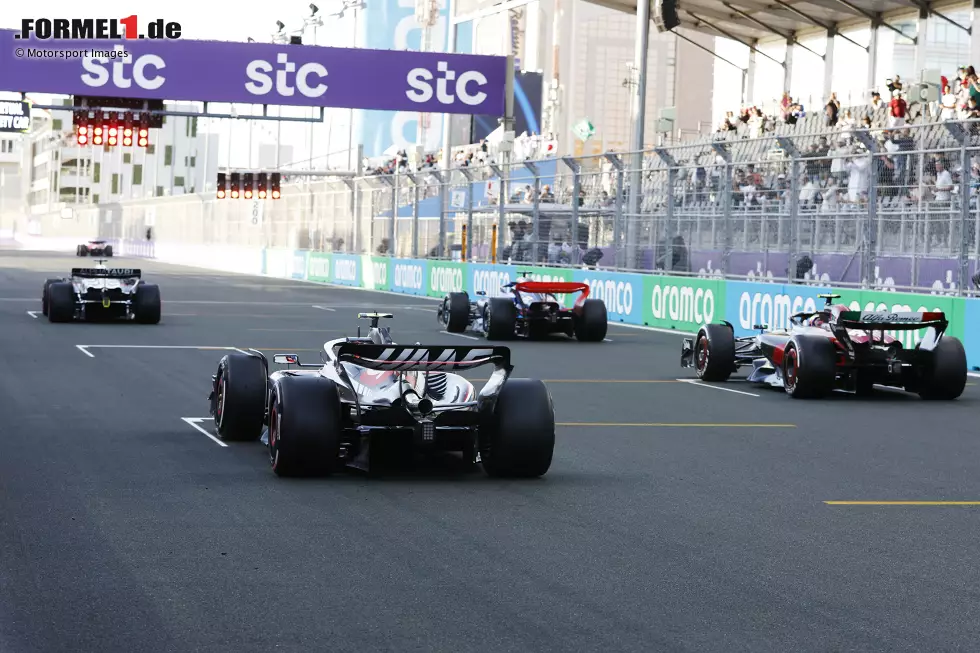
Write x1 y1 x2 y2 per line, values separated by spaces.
76 240 113 257
439 278 607 341
41 262 161 323
207 312 556 478
681 294 967 399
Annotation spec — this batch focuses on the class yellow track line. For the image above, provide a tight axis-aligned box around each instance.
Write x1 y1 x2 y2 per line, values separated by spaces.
557 422 796 428
825 501 980 506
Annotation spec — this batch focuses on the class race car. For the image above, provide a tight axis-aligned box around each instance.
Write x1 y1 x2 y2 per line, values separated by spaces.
681 294 967 399
41 261 161 323
439 278 607 341
207 312 556 478
76 240 112 257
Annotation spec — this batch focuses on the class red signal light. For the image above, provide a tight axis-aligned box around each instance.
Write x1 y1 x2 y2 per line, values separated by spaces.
123 127 133 137
217 190 226 199
78 126 88 135
271 190 281 199
244 190 253 199
258 190 267 199
93 126 103 136
139 128 148 137
108 137 118 146
231 190 239 198
108 127 118 136
78 135 88 145
93 135 104 145
137 137 147 147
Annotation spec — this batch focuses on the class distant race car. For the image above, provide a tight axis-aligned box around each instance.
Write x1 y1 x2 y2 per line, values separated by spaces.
41 261 161 323
681 294 967 399
77 240 112 257
439 278 607 341
208 312 556 478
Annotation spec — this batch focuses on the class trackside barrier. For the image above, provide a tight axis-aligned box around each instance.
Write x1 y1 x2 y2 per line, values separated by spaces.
13 236 980 371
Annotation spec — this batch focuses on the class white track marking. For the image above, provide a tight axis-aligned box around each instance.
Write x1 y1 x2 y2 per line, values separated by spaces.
679 379 760 397
603 338 613 342
0 298 39 302
75 345 94 358
232 348 250 354
76 345 241 358
441 330 481 340
311 305 336 312
969 372 980 378
180 417 227 448
26 311 40 319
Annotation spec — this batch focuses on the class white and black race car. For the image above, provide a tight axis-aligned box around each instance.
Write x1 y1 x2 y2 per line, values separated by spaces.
208 313 556 478
41 261 161 323
77 240 112 256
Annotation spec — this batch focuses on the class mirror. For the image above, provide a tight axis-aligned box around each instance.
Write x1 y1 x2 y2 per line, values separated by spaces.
274 354 299 365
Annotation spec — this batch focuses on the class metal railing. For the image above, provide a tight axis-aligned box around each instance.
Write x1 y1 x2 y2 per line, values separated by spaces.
25 118 980 296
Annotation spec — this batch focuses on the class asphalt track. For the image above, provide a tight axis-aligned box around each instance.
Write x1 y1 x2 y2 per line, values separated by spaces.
2 249 980 652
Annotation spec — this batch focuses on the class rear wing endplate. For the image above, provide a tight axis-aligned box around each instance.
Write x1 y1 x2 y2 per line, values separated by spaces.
836 310 947 331
71 267 141 279
514 281 589 296
335 343 511 372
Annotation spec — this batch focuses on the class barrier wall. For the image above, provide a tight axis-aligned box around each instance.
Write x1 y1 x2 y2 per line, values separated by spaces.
16 237 980 372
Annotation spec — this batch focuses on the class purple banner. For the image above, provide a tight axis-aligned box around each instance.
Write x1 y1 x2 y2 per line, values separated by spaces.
0 29 507 115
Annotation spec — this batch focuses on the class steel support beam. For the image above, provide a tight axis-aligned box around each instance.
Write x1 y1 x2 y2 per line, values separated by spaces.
684 12 785 66
768 0 866 50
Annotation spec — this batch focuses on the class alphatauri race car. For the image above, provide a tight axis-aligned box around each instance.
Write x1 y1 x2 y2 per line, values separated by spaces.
439 278 607 341
208 313 556 478
681 294 967 399
77 240 112 256
42 261 161 323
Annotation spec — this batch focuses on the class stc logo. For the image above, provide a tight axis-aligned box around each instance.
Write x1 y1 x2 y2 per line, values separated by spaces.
81 47 165 90
246 53 327 98
406 62 487 107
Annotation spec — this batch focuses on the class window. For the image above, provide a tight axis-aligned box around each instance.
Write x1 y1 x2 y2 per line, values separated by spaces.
111 173 119 194
164 145 173 166
190 156 196 167
132 164 143 185
175 175 185 187
124 153 132 164
93 162 101 183
52 119 62 131
190 116 198 138
93 194 99 204
147 144 156 155
156 185 164 196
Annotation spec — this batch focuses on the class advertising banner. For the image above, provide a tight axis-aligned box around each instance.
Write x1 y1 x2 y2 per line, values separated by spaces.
291 250 308 280
964 298 980 371
468 263 515 298
364 256 392 291
427 260 467 298
306 252 332 283
573 269 643 324
391 258 428 296
642 275 725 332
0 28 507 115
330 253 361 286
725 281 833 337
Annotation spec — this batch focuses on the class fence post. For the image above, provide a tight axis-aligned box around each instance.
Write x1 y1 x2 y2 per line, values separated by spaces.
561 156 581 266
654 148 677 273
603 153 625 268
389 174 398 258
711 142 732 276
489 163 508 264
523 161 541 264
777 137 802 282
459 167 476 262
853 129 880 288
943 122 971 294
429 169 445 258
491 224 497 263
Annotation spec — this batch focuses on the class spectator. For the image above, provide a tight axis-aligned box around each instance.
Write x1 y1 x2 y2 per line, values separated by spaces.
934 159 953 202
825 93 840 127
870 91 883 109
540 185 555 203
940 83 958 120
887 75 903 93
377 238 390 255
888 90 907 128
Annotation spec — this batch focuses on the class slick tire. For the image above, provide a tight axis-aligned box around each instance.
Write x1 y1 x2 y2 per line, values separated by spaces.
783 336 837 399
105 245 113 257
46 282 75 323
480 378 555 478
443 292 470 333
41 278 61 316
694 323 736 382
574 299 608 342
214 353 267 442
269 376 343 477
485 297 517 340
133 283 161 324
918 336 967 400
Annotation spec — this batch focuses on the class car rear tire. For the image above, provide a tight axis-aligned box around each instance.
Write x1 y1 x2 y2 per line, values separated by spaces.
105 245 113 257
480 378 555 478
133 283 161 324
443 292 470 333
41 278 61 316
78 246 88 256
574 299 607 342
485 297 517 340
694 323 736 382
269 376 343 477
783 336 837 398
214 353 267 442
918 336 967 400
47 282 75 323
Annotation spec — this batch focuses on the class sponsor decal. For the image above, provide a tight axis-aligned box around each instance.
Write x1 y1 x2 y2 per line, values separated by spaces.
428 262 464 296
856 312 928 324
471 266 513 298
291 251 307 280
646 280 717 328
391 259 427 295
577 272 637 320
725 282 832 337
334 259 358 282
306 253 331 282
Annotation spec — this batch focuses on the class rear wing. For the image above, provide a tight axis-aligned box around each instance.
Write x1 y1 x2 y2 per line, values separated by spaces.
514 281 589 296
836 310 948 331
335 343 510 372
71 267 141 279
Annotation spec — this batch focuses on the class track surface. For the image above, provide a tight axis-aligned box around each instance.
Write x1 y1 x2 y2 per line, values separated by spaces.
2 250 980 652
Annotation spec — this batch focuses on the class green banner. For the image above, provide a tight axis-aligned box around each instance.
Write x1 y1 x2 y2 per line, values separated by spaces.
364 256 392 291
427 260 467 297
831 288 965 348
642 274 726 331
306 252 331 283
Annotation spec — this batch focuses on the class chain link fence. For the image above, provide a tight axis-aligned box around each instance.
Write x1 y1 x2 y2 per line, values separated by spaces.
27 118 980 296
